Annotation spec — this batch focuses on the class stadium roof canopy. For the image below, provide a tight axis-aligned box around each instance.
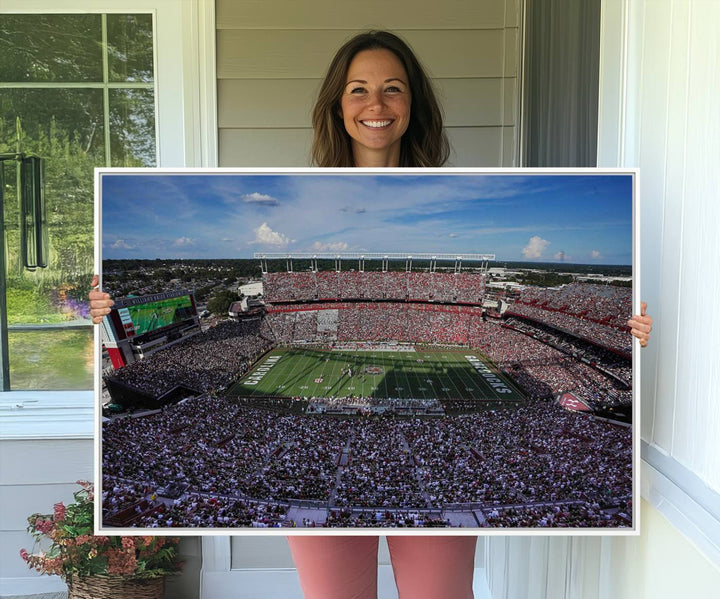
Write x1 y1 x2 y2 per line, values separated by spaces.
254 252 495 261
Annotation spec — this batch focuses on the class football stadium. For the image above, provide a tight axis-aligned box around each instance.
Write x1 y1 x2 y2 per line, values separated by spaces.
101 254 633 529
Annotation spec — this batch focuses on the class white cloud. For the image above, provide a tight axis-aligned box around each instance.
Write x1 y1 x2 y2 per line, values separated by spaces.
311 241 349 252
252 222 293 246
111 239 134 250
173 237 196 247
340 205 366 214
522 235 550 259
591 250 601 259
449 233 458 238
242 192 279 206
554 251 565 261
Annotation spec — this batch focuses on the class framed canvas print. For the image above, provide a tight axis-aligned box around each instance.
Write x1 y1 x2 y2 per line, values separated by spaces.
95 168 638 535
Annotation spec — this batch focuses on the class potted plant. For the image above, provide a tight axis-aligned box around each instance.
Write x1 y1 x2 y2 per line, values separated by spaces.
20 481 182 599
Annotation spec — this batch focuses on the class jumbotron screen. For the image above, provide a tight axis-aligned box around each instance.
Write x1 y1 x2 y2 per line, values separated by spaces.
112 292 196 340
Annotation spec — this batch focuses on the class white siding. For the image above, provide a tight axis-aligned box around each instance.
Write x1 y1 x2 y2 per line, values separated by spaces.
598 0 720 491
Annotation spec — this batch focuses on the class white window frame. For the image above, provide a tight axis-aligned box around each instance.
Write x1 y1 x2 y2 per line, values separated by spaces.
0 0 217 441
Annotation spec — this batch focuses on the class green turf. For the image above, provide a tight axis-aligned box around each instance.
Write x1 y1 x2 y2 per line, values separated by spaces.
230 346 525 402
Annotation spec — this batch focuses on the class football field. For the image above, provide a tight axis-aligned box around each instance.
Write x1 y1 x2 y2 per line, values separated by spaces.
229 346 525 403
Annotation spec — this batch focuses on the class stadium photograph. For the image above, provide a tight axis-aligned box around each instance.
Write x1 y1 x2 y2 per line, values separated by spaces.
98 170 636 531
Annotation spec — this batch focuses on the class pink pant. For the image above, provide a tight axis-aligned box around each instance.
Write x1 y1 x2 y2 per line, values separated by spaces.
287 535 477 599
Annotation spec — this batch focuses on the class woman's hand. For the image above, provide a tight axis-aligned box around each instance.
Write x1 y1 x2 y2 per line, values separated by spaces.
89 274 114 324
627 301 652 348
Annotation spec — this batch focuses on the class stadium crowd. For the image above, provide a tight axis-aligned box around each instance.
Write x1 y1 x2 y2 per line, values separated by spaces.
480 500 631 528
264 271 486 304
131 492 291 528
507 283 632 354
102 395 631 528
503 317 632 385
325 509 449 528
334 420 427 509
516 282 631 327
267 303 488 346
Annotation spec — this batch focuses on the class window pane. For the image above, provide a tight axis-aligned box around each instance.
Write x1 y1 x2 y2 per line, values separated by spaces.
2 88 103 284
8 329 94 390
109 89 157 166
0 88 106 166
107 14 154 83
1 87 98 390
0 14 103 82
1 12 157 390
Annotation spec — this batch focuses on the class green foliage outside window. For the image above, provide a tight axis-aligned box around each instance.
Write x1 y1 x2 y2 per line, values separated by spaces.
0 13 156 389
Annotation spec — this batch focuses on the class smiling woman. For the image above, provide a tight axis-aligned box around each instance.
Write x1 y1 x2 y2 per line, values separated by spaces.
311 31 448 168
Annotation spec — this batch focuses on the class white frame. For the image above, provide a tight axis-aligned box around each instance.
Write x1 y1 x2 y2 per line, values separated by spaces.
94 166 640 539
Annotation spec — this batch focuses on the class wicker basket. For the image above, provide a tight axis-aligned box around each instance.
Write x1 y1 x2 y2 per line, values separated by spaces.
67 575 164 599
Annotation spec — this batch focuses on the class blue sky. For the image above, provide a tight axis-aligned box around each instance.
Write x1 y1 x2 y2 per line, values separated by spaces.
101 172 633 265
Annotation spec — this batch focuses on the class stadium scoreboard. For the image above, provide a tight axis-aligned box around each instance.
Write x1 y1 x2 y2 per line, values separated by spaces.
102 291 200 368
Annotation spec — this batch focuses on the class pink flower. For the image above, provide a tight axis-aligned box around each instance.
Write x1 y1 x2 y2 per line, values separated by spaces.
34 518 53 534
19 548 29 562
121 537 135 550
53 503 66 522
107 547 137 576
43 556 64 576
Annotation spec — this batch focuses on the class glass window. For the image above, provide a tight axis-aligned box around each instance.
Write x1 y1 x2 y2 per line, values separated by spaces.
0 14 103 83
0 13 156 390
